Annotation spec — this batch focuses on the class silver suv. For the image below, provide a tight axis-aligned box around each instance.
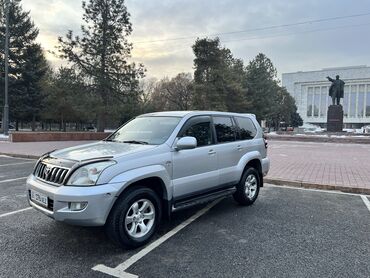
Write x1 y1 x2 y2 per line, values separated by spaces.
27 111 270 248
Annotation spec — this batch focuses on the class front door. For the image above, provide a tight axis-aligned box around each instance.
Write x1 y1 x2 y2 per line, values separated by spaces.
172 116 219 199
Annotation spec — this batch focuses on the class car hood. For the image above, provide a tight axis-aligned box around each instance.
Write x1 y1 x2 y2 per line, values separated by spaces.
50 141 158 161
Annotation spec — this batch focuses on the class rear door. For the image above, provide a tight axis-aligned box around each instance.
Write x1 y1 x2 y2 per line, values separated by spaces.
172 116 219 199
212 116 240 186
234 116 258 161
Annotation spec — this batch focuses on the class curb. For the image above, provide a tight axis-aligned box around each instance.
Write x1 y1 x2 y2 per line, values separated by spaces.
265 178 370 195
266 135 370 144
0 152 39 159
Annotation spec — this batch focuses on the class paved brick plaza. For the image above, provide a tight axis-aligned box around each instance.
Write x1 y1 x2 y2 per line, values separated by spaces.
266 140 370 193
0 139 369 193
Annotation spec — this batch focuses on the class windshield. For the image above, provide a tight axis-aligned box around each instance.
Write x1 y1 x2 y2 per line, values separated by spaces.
107 116 182 145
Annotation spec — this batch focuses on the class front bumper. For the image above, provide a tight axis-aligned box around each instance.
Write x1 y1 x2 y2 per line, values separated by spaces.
26 175 121 226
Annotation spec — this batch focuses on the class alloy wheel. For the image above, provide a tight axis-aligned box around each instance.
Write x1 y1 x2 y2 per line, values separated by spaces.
125 199 155 238
245 174 258 199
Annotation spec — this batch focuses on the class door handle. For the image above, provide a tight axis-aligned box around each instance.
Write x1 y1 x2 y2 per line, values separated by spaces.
237 145 243 151
208 150 216 155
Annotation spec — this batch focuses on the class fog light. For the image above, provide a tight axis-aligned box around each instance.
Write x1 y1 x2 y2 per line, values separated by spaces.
68 202 88 211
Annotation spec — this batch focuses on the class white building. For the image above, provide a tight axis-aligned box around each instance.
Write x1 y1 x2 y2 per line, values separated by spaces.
282 65 370 128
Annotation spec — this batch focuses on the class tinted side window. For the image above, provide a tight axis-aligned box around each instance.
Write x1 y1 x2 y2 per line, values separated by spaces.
183 122 212 147
235 117 257 140
213 116 236 143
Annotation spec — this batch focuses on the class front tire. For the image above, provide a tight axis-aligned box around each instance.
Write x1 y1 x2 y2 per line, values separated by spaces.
233 167 260 206
105 186 162 249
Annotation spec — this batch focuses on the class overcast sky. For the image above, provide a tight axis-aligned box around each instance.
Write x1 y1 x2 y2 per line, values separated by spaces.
22 0 370 79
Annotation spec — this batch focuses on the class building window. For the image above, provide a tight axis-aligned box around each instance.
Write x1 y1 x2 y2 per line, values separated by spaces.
307 87 313 117
358 85 365 118
313 87 320 117
343 85 349 117
349 85 357 117
366 85 370 117
320 87 327 117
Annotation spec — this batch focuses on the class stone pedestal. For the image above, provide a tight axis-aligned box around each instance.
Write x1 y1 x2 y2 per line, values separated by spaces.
327 105 343 132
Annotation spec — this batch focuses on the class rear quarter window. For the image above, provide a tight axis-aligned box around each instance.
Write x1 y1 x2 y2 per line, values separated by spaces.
235 117 257 140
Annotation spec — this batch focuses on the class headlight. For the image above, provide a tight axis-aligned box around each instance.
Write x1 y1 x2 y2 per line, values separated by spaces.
66 161 116 186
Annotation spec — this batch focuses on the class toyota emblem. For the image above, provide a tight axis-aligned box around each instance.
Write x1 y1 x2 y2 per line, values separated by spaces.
44 166 52 176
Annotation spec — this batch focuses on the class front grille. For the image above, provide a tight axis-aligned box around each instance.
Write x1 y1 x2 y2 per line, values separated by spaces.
34 162 69 185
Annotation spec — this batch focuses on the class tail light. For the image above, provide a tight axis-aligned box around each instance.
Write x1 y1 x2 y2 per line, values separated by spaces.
263 134 268 149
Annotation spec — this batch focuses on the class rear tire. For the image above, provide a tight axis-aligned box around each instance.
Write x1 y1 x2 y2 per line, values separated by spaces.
233 167 260 206
105 186 162 249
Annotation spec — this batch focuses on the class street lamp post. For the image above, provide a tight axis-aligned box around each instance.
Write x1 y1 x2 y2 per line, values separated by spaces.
2 0 10 135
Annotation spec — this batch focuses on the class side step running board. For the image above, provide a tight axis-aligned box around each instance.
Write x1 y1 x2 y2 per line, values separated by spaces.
172 188 236 212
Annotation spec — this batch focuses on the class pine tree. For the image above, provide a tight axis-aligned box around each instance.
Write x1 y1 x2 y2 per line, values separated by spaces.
245 53 301 127
244 53 279 121
192 37 247 111
20 44 48 130
269 86 296 129
41 67 92 131
291 111 303 127
0 0 47 129
57 0 145 131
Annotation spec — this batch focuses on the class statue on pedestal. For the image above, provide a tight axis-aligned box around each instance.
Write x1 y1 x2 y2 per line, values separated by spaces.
326 75 345 105
326 75 344 132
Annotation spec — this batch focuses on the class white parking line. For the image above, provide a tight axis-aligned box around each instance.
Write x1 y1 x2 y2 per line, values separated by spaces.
361 195 370 213
0 207 32 218
267 183 370 213
92 199 222 278
0 155 36 161
0 176 28 184
265 183 370 197
0 161 34 167
0 193 26 201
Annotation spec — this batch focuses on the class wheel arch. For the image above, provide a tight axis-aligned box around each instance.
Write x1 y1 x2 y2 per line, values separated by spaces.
242 158 263 187
110 168 172 221
118 176 168 201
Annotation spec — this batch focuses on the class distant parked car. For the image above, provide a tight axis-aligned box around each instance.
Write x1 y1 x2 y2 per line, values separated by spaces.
363 125 370 134
0 122 15 130
27 111 270 248
84 125 97 132
279 122 294 132
300 123 323 133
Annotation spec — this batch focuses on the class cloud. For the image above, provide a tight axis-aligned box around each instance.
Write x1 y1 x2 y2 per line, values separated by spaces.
22 0 82 34
21 0 370 78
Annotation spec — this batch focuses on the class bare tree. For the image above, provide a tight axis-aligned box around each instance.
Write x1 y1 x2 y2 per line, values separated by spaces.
160 73 193 110
138 78 157 113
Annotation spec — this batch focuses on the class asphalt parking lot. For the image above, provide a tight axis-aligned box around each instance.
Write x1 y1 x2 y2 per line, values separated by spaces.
0 155 369 278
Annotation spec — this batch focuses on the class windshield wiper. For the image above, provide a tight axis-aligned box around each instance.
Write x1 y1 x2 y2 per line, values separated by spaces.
122 140 149 145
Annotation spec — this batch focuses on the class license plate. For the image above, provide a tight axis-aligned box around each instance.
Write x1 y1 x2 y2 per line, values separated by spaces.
30 190 48 207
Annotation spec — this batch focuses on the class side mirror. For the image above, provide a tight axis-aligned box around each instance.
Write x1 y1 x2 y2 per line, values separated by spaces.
176 136 197 150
